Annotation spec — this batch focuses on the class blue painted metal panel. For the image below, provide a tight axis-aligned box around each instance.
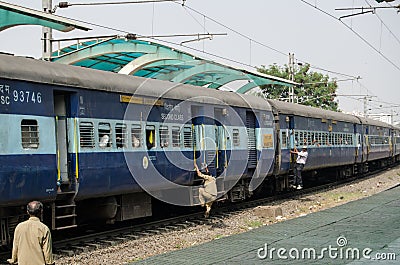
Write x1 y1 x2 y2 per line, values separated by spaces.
0 79 54 117
0 154 57 206
279 146 356 174
74 148 253 200
0 114 56 155
368 146 390 162
305 147 355 170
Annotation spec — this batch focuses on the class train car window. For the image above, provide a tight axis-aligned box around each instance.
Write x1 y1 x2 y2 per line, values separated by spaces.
322 133 327 146
233 129 240 146
300 132 304 145
183 126 192 148
98 123 112 148
171 126 181 147
116 123 127 148
131 125 142 148
79 122 95 148
21 119 39 149
146 126 156 149
294 131 299 146
159 126 169 148
281 131 287 148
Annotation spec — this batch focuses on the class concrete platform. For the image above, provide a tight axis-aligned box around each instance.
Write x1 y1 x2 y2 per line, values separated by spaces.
134 185 400 264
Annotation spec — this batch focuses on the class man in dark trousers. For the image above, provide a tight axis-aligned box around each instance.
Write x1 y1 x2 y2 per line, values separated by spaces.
8 201 54 265
290 146 308 189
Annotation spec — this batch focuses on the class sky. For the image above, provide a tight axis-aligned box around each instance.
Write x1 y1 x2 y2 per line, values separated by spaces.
1 0 399 121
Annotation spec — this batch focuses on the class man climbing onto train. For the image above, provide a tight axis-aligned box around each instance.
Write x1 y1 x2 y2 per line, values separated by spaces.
194 162 217 218
290 145 308 190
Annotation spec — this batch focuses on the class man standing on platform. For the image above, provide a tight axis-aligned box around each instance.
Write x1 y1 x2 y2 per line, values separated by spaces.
8 201 54 265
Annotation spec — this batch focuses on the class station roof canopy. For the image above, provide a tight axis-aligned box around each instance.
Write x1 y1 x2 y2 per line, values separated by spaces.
51 36 297 94
0 1 90 32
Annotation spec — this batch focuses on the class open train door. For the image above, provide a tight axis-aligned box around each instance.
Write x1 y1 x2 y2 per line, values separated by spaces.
53 91 77 230
361 124 370 173
54 93 70 188
246 111 257 171
214 108 228 176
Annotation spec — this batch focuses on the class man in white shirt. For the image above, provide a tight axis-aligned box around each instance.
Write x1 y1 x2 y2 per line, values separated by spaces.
290 146 308 189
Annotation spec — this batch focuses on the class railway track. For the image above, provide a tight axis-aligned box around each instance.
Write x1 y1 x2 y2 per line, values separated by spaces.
0 166 396 263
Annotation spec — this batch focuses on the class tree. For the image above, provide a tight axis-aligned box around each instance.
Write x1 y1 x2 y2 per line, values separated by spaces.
257 63 339 111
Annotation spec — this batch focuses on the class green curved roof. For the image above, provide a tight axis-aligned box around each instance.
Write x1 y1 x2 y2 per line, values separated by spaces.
0 1 90 32
51 37 296 93
1 2 294 93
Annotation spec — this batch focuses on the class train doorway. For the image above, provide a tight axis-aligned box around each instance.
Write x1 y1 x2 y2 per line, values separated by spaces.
214 108 227 175
54 92 70 186
246 111 257 169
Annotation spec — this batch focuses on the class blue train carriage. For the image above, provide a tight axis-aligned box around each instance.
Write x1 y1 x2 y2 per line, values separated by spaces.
68 64 276 208
187 92 275 202
0 54 198 240
267 99 361 188
392 125 400 163
358 117 393 170
0 55 60 246
0 54 277 243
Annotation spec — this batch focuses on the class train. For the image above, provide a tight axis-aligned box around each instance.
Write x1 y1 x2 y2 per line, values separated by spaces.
1 53 399 246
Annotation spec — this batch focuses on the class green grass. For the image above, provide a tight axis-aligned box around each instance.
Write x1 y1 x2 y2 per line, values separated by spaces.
245 220 263 228
325 191 361 202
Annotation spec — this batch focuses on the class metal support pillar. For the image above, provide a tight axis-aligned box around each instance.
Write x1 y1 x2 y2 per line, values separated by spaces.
42 0 53 60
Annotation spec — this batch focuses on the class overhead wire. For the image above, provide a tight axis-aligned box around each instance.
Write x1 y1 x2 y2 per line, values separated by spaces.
178 2 360 79
56 0 361 80
299 0 400 113
55 11 260 69
56 1 400 109
299 0 400 72
364 0 400 47
61 0 181 7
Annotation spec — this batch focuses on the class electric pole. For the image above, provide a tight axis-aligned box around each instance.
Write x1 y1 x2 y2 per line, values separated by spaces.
42 0 53 60
364 96 368 118
288 53 295 103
